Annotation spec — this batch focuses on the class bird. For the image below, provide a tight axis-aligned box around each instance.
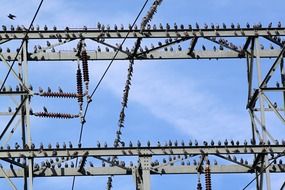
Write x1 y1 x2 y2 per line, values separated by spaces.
137 140 141 147
58 86 63 93
95 141 100 148
178 45 182 51
147 140 151 147
43 106 48 113
194 139 198 146
8 14 16 20
195 22 199 29
69 142 73 148
39 87 43 93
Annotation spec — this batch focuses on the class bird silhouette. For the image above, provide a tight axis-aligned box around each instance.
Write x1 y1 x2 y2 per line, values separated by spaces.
58 86 63 93
8 14 16 20
43 106 48 113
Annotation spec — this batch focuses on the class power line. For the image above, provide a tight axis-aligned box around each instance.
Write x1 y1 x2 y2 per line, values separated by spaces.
0 0 44 91
71 1 149 189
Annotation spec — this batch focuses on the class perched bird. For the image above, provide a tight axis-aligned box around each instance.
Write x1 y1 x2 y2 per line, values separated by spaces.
43 106 48 113
69 141 73 148
58 86 63 93
39 87 43 93
137 140 141 147
178 45 182 51
195 22 199 29
8 14 16 20
56 142 60 149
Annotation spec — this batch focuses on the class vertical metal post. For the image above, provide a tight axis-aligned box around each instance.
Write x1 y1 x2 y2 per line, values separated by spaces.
280 59 285 115
139 156 151 190
22 40 33 190
19 44 28 190
254 37 271 190
248 40 260 190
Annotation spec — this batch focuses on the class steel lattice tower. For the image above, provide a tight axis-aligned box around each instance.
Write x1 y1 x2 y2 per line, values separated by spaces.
0 1 285 190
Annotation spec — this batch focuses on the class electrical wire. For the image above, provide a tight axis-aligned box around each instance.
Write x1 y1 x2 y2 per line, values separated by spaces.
0 0 44 91
70 1 149 189
242 151 285 190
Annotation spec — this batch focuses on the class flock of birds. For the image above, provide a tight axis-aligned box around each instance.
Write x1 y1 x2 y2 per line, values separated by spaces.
1 139 285 171
1 138 285 151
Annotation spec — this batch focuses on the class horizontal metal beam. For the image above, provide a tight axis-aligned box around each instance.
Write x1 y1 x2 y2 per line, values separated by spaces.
0 91 29 96
0 50 282 61
0 28 284 40
0 145 284 158
0 164 284 178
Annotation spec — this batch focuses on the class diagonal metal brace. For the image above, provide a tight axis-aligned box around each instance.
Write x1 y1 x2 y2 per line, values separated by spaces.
187 37 198 57
77 151 89 173
260 46 285 88
0 96 28 141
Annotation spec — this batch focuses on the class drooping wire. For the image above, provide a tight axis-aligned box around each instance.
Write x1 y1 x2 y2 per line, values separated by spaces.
114 38 141 148
140 0 163 32
70 1 149 189
0 0 44 91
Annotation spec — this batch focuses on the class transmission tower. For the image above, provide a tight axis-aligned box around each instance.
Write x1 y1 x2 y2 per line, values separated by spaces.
0 1 285 190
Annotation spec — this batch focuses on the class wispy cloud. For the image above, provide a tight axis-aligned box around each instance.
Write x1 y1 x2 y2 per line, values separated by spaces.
96 61 251 141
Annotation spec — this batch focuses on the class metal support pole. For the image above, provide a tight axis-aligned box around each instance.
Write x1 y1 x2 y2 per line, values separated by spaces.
280 58 285 115
139 156 151 190
19 43 28 190
254 37 271 190
22 40 33 190
247 39 260 190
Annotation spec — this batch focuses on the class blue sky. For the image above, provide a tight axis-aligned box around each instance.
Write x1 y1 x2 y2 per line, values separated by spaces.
0 0 285 189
